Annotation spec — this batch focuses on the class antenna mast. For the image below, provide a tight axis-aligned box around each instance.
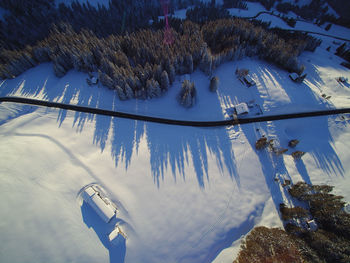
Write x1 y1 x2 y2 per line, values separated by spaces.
160 0 174 45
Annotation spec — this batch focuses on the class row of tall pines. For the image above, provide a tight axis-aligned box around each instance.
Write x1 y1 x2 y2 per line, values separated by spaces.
0 0 321 100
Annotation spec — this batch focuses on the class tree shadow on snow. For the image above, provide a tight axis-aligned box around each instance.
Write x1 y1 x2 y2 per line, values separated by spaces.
1 65 239 188
106 116 239 188
145 123 239 188
0 63 74 102
283 115 344 177
252 63 344 175
241 114 345 221
240 121 294 216
81 201 126 263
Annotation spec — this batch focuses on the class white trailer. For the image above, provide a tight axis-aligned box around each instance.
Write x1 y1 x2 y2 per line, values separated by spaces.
82 185 117 223
235 102 249 115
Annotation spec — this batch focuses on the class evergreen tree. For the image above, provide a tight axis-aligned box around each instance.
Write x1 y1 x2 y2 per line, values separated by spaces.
124 83 134 99
147 78 161 98
178 79 196 107
116 85 127 100
160 70 170 91
200 48 212 75
98 71 114 89
185 53 194 74
168 65 176 84
209 76 219 92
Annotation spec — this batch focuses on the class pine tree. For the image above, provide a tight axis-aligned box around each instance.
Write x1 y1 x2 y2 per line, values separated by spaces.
209 76 219 92
178 79 196 107
200 48 212 75
160 70 170 91
116 85 127 100
147 78 161 98
53 58 67 77
185 53 194 74
124 83 134 99
169 64 176 84
154 64 163 83
33 46 51 63
98 71 114 89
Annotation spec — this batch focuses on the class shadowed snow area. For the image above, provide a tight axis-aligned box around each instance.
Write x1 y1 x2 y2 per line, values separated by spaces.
1 46 350 263
56 0 110 8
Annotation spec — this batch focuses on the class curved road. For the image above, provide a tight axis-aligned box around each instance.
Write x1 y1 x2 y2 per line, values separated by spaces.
1 96 350 127
243 11 350 42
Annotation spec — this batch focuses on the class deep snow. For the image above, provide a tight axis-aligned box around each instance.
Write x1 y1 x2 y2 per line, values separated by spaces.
56 0 110 8
1 3 350 263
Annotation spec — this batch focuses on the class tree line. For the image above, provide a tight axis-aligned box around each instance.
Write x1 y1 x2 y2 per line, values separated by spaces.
235 182 350 263
0 1 321 101
0 18 320 100
0 0 201 51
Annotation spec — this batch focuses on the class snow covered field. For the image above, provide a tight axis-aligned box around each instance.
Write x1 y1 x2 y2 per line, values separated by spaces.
56 0 110 8
1 2 350 263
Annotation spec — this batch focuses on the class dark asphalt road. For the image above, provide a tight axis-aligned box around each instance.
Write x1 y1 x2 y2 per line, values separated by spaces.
1 96 350 127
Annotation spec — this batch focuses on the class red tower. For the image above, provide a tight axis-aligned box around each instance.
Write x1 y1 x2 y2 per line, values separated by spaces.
160 0 174 45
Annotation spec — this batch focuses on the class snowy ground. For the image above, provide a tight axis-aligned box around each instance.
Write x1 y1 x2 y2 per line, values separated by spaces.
228 2 267 18
1 4 350 263
55 0 110 8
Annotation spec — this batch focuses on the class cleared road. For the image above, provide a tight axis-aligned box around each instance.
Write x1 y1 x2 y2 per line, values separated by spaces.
1 96 350 127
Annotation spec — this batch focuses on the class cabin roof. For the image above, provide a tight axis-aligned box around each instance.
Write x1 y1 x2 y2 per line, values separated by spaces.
235 103 249 115
289 73 299 80
83 186 116 223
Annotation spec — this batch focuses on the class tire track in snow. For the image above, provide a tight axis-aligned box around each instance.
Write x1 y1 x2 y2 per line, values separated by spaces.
2 131 98 183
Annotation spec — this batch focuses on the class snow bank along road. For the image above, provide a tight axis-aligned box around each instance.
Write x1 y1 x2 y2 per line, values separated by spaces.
1 96 350 127
243 11 350 42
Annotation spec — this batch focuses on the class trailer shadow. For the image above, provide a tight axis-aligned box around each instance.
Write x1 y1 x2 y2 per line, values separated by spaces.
81 201 126 263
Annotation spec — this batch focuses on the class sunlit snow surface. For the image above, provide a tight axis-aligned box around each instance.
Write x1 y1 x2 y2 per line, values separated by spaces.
1 9 350 263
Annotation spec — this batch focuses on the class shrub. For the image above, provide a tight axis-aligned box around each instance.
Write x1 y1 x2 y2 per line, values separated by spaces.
234 226 304 263
178 79 196 108
280 203 309 220
209 76 219 92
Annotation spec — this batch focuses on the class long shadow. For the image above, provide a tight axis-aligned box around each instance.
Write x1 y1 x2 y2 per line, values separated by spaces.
241 115 345 226
93 91 116 152
295 160 312 185
204 202 265 263
72 85 96 132
253 64 344 176
240 122 290 216
0 63 66 100
145 122 238 188
289 117 345 177
81 202 126 263
57 83 79 126
1 65 239 188
111 118 143 170
253 65 328 113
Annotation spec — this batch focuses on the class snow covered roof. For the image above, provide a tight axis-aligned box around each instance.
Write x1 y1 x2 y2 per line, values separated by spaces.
306 219 317 231
109 227 120 244
289 73 299 81
82 186 116 223
344 204 350 214
91 77 98 84
235 103 249 115
244 75 255 84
